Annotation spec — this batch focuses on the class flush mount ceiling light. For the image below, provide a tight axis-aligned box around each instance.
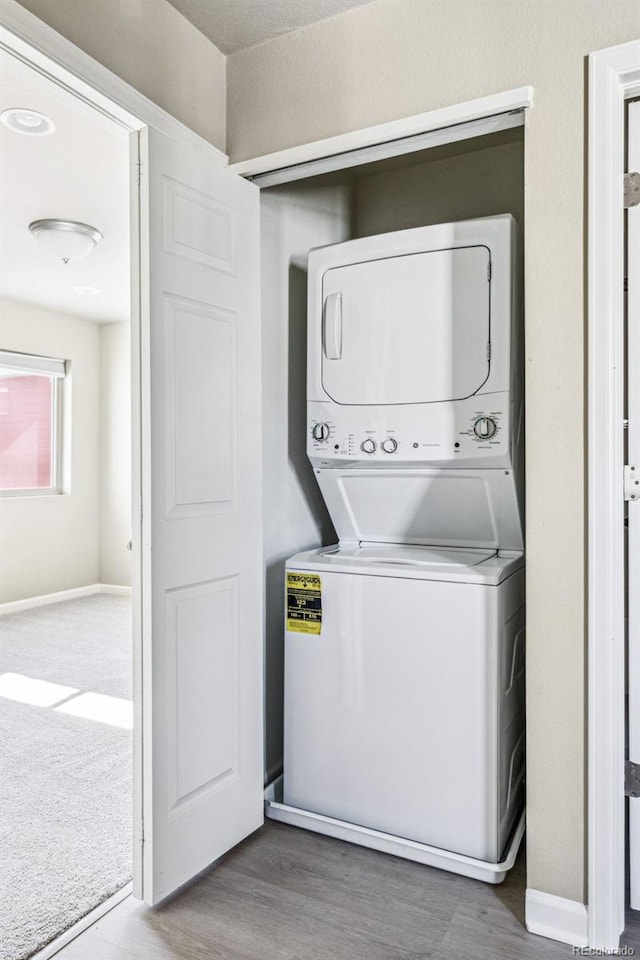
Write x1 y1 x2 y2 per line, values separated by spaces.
1 108 55 136
28 219 103 264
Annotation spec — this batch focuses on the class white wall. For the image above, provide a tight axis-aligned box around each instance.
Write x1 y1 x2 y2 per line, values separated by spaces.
99 321 131 587
0 299 100 602
261 180 352 779
15 0 227 152
227 0 640 905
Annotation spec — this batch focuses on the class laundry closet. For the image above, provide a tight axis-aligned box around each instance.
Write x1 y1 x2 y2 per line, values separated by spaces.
255 118 525 879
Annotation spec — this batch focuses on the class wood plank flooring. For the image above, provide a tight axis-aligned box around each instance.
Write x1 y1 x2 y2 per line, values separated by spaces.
53 821 640 960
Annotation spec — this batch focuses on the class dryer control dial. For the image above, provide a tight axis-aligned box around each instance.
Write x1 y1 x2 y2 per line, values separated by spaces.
381 437 398 454
473 416 498 440
361 438 377 454
312 422 330 442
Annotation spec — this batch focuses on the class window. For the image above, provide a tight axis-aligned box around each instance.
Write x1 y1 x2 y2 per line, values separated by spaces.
0 350 66 496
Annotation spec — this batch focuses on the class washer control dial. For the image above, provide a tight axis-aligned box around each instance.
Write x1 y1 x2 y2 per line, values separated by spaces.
473 416 498 440
361 438 377 454
381 437 398 454
312 422 330 442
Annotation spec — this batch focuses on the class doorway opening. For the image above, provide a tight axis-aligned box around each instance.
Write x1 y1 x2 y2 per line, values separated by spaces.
0 47 133 959
255 120 526 876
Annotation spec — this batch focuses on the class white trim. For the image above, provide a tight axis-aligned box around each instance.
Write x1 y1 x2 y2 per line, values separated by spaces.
525 889 588 948
248 111 524 189
30 883 132 960
229 86 534 179
0 0 227 164
0 349 66 377
588 39 640 951
97 584 133 597
0 583 132 615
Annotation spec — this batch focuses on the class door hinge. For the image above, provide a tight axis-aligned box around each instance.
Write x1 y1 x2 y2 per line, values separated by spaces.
624 464 639 501
626 761 640 798
487 260 492 281
624 172 640 209
136 160 142 187
487 342 492 362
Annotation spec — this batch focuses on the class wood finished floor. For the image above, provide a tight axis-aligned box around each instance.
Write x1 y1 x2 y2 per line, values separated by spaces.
53 821 640 960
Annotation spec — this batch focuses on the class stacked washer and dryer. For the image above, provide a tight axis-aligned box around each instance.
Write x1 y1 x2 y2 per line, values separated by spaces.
266 215 525 883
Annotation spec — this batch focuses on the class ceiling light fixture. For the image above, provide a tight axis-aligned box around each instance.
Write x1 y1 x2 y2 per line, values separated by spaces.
1 108 55 136
73 285 101 296
28 219 103 264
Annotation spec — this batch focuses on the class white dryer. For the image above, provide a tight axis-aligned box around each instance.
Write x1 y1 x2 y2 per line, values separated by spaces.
275 216 525 881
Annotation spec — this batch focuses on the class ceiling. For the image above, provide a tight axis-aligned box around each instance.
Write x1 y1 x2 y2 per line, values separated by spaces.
0 51 130 325
166 0 372 55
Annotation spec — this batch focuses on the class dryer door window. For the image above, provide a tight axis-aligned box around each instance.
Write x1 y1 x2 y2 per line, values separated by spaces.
321 245 491 405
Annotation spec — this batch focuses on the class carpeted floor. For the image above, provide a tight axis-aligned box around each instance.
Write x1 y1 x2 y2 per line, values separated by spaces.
0 595 132 960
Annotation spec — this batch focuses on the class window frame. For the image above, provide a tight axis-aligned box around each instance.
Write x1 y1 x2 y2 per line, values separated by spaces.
0 350 67 498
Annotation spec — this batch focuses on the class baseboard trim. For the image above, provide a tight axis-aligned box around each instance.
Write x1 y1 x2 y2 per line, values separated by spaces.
31 882 132 960
525 888 588 947
0 583 131 615
97 584 132 597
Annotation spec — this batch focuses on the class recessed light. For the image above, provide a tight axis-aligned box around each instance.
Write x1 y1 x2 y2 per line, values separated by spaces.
1 108 55 136
73 285 102 296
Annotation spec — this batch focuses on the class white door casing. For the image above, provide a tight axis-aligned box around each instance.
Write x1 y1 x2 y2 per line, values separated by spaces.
628 99 640 913
588 40 640 951
138 126 263 904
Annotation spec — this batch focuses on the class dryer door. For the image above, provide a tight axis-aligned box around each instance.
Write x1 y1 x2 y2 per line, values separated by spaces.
321 245 491 405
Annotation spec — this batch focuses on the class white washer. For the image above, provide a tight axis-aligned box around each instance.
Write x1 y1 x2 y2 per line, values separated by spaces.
283 544 525 864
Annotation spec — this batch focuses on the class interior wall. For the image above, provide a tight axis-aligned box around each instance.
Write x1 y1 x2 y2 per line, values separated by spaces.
228 0 640 906
0 299 100 602
13 0 227 152
99 321 131 587
354 136 524 239
261 180 352 780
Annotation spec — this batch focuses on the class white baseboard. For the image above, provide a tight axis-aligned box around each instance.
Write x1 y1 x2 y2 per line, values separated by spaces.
525 888 588 947
0 583 131 615
97 584 132 597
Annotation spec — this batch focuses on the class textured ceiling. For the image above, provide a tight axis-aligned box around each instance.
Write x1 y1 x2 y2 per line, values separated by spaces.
166 0 372 55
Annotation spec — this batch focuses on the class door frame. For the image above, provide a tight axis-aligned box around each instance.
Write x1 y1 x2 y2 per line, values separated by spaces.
587 39 640 951
0 0 230 907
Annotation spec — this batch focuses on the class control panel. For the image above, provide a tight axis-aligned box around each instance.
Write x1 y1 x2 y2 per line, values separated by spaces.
307 395 512 469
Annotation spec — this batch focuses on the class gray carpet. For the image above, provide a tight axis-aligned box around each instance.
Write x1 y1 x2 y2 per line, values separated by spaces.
0 595 132 960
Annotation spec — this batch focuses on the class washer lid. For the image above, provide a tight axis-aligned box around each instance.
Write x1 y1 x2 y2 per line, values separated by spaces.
320 543 497 567
287 545 524 585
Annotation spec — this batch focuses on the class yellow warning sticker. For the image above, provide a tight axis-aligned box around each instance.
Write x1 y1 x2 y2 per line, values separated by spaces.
286 572 322 635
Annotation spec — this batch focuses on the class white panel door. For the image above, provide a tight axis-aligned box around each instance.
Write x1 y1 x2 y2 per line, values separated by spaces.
628 100 640 912
321 247 490 405
136 127 263 905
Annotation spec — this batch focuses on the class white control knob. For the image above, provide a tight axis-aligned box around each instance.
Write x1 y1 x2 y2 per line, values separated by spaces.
473 417 497 440
312 422 330 442
361 438 376 454
381 437 398 454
